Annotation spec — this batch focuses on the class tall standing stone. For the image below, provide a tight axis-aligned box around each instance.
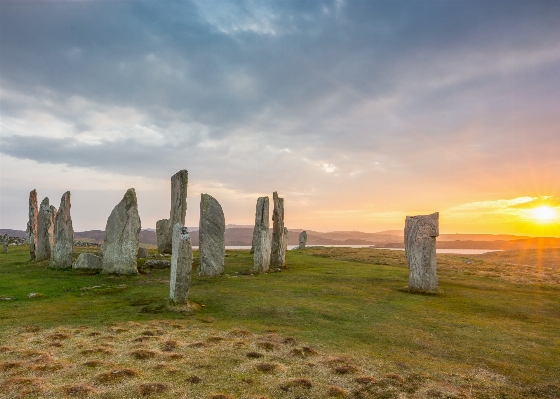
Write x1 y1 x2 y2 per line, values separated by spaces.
102 189 141 275
2 234 9 253
270 192 286 268
283 227 289 254
157 170 188 254
298 231 307 249
26 190 38 260
169 223 192 304
198 194 225 277
404 212 439 291
35 197 54 262
252 196 271 273
50 191 74 269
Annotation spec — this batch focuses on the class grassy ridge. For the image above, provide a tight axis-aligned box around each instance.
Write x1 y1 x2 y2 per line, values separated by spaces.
1 245 559 398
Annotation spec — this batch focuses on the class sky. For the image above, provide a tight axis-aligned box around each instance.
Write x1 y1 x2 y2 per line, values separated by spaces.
1 0 560 236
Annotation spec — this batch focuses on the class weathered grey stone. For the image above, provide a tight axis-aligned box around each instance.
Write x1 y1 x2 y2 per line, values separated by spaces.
404 212 439 291
2 234 9 253
270 192 286 268
169 223 192 304
252 196 271 273
137 247 148 258
157 170 188 254
141 259 171 270
73 253 103 270
298 231 307 249
26 189 38 260
102 188 141 275
198 194 225 277
36 197 54 262
283 227 289 254
50 191 74 269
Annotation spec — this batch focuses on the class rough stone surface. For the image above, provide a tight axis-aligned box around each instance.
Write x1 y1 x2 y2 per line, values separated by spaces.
252 196 271 273
137 247 148 258
169 223 192 304
141 259 171 270
298 231 307 249
26 189 38 260
35 197 54 262
404 212 439 291
50 191 74 269
2 234 9 253
270 192 286 268
198 194 225 277
157 170 188 254
283 227 289 254
102 188 141 275
73 253 103 270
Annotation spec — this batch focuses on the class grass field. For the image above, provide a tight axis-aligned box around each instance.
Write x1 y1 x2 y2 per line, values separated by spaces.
0 245 559 398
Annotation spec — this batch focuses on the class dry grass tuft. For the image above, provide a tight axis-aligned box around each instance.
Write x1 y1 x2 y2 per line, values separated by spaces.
1 377 46 397
207 336 226 343
137 382 169 396
228 328 253 337
279 378 313 391
130 349 157 359
83 360 104 367
186 375 202 384
81 347 113 355
166 353 184 360
188 341 207 348
327 385 348 397
355 376 377 385
48 332 71 340
95 368 138 384
0 361 22 371
62 384 97 397
88 332 101 337
246 351 264 358
256 362 280 373
161 340 178 351
324 356 359 374
283 337 297 345
209 394 235 399
0 346 11 352
385 373 404 383
257 341 275 351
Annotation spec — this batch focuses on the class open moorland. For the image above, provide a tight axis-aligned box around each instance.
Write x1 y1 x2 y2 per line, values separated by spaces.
0 246 559 398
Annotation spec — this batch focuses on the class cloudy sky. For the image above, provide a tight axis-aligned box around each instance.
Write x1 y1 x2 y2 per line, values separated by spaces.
1 0 559 236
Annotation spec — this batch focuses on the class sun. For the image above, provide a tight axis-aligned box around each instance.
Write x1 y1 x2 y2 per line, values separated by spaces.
530 206 557 223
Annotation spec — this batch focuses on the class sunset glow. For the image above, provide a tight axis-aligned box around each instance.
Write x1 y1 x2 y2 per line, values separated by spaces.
530 206 557 223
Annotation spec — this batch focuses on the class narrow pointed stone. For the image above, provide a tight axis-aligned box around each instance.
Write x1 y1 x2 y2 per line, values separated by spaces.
270 191 286 268
252 196 271 273
35 197 53 262
157 170 188 254
169 223 192 304
2 234 9 253
26 189 38 260
298 231 307 249
50 191 74 269
102 188 141 275
198 193 225 277
404 212 439 291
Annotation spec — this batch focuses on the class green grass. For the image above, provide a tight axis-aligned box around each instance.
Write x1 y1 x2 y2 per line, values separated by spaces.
1 245 559 398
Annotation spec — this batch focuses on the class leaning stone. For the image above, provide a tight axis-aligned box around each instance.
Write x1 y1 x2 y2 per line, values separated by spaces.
137 247 148 258
2 234 9 253
26 189 38 260
36 197 54 262
252 196 271 273
73 253 103 270
50 191 74 269
270 192 286 268
157 170 188 254
102 188 141 275
404 212 439 291
169 223 192 304
298 231 307 249
198 194 225 277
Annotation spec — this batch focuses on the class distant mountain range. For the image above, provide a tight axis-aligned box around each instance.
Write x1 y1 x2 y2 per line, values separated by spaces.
2 227 558 249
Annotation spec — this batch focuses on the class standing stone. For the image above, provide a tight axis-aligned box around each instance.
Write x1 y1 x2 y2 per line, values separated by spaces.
73 253 103 271
50 191 74 269
283 227 289 254
102 189 141 275
298 231 307 249
252 196 271 273
404 212 439 291
137 247 148 258
36 197 54 262
26 189 38 260
2 234 9 253
169 223 192 304
270 192 286 268
157 170 188 254
198 194 225 277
